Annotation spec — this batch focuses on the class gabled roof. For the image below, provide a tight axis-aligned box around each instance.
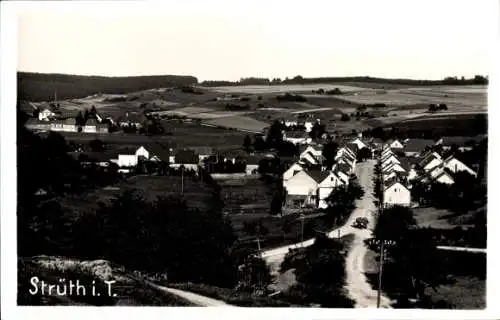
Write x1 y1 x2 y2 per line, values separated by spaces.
144 143 171 161
397 157 413 171
404 139 435 153
419 152 442 168
383 177 409 191
336 163 351 174
434 170 454 183
307 170 332 184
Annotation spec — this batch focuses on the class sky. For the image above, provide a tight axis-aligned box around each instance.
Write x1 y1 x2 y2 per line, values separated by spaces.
16 0 498 82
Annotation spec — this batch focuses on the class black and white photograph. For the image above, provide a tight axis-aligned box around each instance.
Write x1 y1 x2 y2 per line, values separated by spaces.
1 1 499 319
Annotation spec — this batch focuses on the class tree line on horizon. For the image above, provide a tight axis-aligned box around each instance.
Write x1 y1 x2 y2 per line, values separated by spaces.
200 75 489 87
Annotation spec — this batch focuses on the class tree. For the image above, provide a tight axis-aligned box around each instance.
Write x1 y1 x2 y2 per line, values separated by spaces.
371 206 449 303
266 120 284 148
373 205 417 242
84 109 90 121
89 139 104 152
90 105 97 115
270 187 285 216
253 135 266 151
357 147 372 162
322 141 339 169
243 135 252 153
340 113 350 121
76 111 85 126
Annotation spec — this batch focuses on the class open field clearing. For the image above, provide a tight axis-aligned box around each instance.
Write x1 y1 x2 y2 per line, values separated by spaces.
203 115 269 133
57 122 247 149
334 87 487 112
57 175 216 217
208 84 371 94
413 207 473 229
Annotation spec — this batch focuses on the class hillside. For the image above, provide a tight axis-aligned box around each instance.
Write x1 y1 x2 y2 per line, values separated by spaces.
17 72 198 102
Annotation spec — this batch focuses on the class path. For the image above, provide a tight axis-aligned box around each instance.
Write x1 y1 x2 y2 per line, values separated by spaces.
437 246 486 254
145 281 232 307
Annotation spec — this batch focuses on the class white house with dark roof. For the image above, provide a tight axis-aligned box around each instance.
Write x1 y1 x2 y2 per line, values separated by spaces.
284 131 312 145
245 155 261 175
300 145 323 159
283 162 304 181
351 137 368 151
419 152 443 172
383 179 411 208
388 139 404 149
283 170 320 207
443 156 477 177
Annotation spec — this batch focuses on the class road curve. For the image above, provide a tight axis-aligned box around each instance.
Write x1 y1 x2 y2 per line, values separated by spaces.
147 282 232 307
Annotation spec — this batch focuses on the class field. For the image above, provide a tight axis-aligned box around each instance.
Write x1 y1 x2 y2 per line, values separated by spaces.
57 121 248 150
333 86 487 113
56 175 217 217
413 207 472 229
208 84 371 94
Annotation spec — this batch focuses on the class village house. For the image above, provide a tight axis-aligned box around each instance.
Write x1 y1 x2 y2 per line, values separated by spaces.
109 147 140 168
351 137 368 151
283 170 320 207
25 118 51 131
418 152 443 172
244 155 261 175
117 112 146 129
443 155 477 177
300 144 323 159
283 169 341 208
191 146 213 163
283 131 312 145
82 118 97 133
38 106 58 121
388 139 404 150
383 178 411 208
381 153 401 168
97 123 110 133
283 162 305 181
49 119 65 132
309 170 344 209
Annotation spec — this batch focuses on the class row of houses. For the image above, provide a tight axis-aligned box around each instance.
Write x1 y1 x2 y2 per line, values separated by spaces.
379 140 479 208
379 146 412 208
25 118 109 133
282 140 359 209
377 136 483 157
70 144 263 175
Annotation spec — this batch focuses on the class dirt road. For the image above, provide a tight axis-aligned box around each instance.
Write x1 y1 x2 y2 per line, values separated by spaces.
343 160 391 308
147 282 232 307
262 160 392 307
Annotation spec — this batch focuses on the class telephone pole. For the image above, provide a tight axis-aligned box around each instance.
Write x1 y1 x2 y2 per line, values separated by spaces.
181 166 184 196
376 240 385 308
299 214 305 247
